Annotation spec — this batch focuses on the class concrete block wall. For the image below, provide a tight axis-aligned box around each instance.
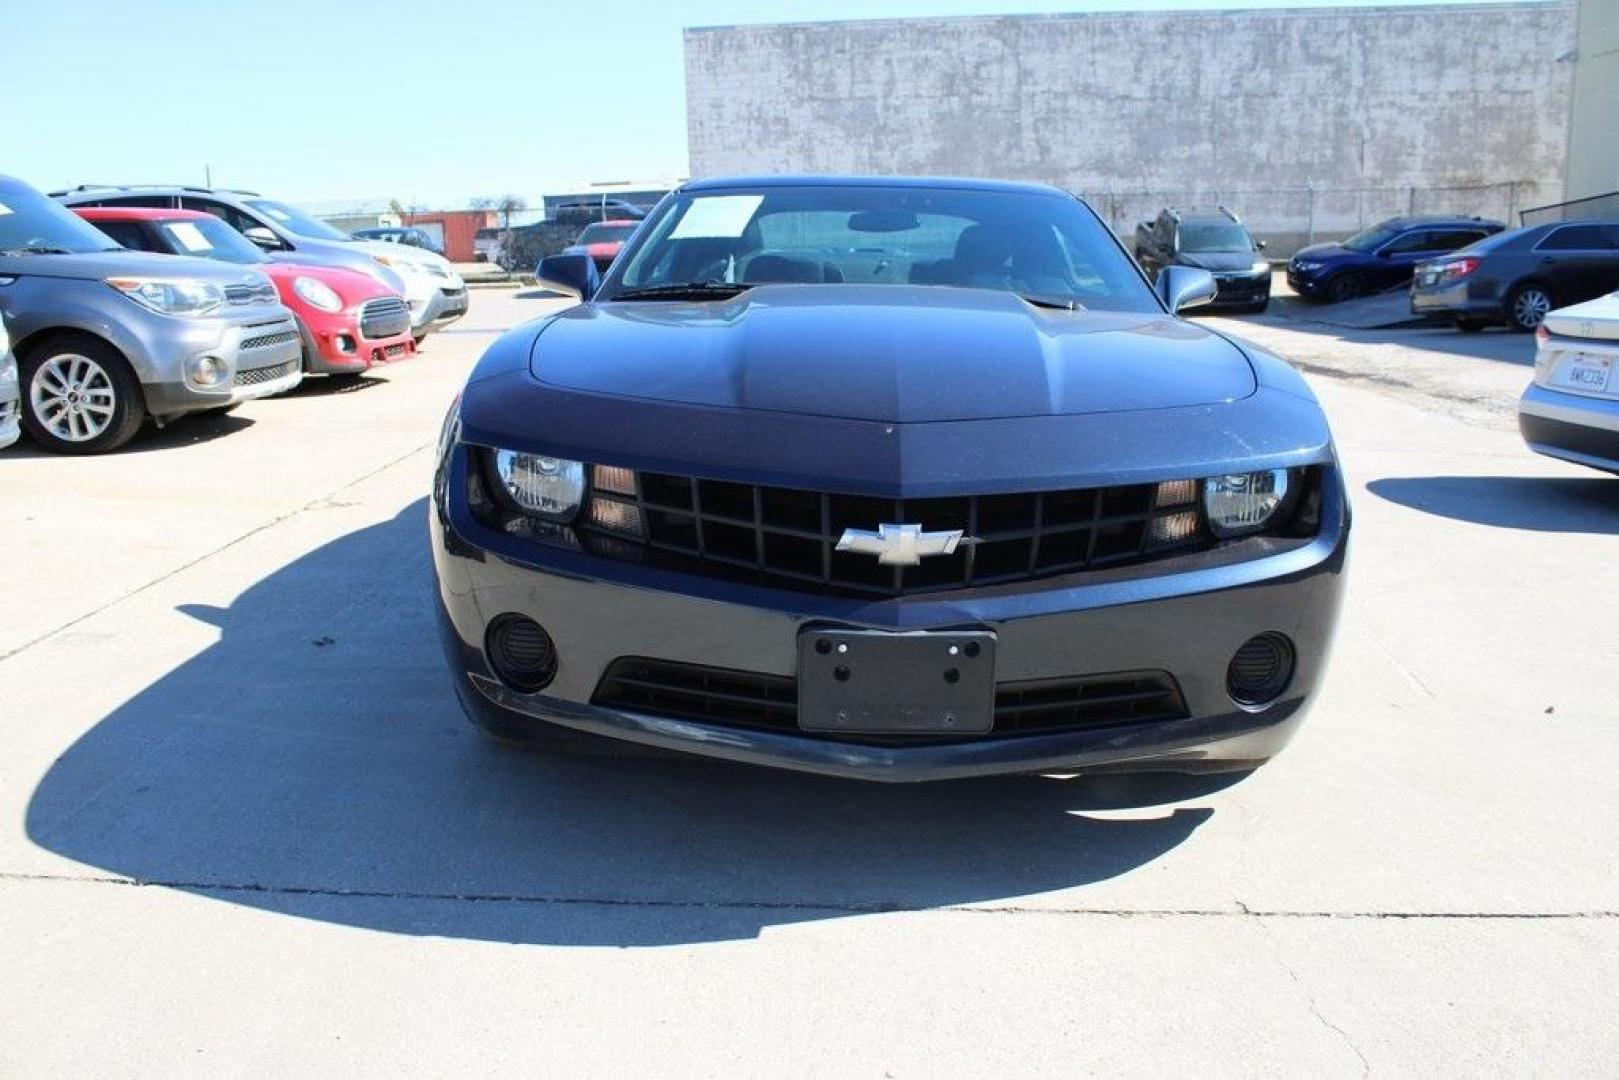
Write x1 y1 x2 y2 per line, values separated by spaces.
685 2 1577 253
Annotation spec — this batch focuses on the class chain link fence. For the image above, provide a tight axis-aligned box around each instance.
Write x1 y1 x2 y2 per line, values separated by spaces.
1080 181 1550 257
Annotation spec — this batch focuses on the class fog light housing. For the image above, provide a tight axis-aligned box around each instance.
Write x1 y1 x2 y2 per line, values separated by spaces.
486 614 557 692
1227 633 1295 707
336 334 356 354
184 354 230 390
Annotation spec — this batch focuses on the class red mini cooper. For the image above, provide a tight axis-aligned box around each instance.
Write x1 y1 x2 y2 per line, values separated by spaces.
75 208 416 376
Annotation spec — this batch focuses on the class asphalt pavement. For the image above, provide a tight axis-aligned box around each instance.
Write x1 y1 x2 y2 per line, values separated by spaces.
2 289 1615 1076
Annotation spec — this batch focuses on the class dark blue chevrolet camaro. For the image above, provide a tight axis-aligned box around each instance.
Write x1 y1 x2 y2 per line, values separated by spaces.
431 175 1350 782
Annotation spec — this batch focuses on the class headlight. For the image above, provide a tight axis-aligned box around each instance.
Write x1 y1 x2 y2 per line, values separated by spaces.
1251 259 1271 274
106 276 225 317
374 253 424 275
492 450 586 521
293 276 343 313
1294 261 1322 272
0 317 10 358
1204 470 1291 537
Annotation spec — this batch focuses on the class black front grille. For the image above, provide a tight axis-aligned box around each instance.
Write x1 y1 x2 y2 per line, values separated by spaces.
233 359 299 387
592 657 1188 745
596 472 1197 597
359 296 410 339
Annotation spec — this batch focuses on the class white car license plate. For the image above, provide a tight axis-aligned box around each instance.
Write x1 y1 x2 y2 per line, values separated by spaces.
1557 355 1612 393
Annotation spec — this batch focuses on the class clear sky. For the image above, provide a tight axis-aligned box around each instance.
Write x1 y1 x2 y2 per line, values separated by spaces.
7 0 1493 211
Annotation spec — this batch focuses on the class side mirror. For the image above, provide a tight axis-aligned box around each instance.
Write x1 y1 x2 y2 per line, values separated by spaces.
1157 265 1217 312
243 225 281 251
1256 239 1267 251
535 252 602 300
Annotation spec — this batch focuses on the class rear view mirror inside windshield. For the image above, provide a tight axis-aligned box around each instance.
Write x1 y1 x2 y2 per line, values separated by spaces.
848 210 921 233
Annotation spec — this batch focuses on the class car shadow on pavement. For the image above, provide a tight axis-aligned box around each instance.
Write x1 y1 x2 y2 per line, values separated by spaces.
0 412 256 459
25 500 1224 947
1368 475 1619 533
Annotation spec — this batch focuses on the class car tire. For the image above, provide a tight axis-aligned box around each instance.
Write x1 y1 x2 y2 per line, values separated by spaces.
1324 272 1364 303
19 335 147 455
1506 283 1554 333
1453 317 1487 333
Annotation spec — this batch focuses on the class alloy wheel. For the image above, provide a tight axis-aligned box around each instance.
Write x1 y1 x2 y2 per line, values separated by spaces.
1513 288 1552 330
29 353 117 443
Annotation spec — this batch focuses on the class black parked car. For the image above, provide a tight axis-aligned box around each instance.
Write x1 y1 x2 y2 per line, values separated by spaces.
1134 206 1270 312
431 175 1349 782
1410 220 1619 332
1288 215 1503 303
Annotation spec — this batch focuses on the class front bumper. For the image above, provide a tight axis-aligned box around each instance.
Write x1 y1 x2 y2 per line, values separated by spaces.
1207 271 1272 308
1519 382 1619 474
432 457 1350 781
1286 269 1325 296
0 391 18 450
410 285 469 333
141 313 304 418
298 309 417 374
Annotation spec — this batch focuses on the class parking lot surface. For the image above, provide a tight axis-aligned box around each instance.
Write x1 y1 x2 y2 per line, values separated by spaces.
2 290 1616 1075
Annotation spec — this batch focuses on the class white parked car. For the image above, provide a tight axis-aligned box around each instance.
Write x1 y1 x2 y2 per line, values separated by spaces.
0 309 18 449
1521 291 1619 474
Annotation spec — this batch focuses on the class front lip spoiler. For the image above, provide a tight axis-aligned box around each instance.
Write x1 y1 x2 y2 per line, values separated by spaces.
467 672 1299 783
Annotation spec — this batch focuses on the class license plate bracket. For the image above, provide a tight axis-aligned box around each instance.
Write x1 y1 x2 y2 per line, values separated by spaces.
797 629 996 735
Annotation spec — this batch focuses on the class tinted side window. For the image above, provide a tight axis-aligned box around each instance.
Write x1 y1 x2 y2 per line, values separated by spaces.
1381 230 1442 255
1429 230 1487 251
1538 225 1613 251
179 197 261 236
90 220 152 251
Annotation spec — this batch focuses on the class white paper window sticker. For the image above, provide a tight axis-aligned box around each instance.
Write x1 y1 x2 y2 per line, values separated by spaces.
167 222 214 252
0 202 12 215
669 195 763 240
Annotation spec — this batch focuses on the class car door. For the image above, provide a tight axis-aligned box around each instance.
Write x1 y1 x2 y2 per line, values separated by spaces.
1532 224 1619 305
1372 229 1445 288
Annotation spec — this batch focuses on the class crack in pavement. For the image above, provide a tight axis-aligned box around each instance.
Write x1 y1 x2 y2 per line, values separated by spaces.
2 872 1615 920
0 442 434 664
1257 911 1372 1077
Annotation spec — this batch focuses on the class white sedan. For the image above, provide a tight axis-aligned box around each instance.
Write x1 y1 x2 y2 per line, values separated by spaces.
1520 291 1619 474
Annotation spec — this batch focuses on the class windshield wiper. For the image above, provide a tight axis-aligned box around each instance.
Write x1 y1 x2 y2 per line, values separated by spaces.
1019 293 1086 311
0 245 75 256
611 281 753 302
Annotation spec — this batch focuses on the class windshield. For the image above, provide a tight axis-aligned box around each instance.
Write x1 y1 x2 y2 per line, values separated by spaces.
156 217 267 265
1179 222 1253 253
578 223 636 245
0 179 123 254
243 198 353 242
1342 223 1401 253
608 185 1158 312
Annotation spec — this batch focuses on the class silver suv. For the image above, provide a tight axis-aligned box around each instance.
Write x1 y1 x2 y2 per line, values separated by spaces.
0 175 303 453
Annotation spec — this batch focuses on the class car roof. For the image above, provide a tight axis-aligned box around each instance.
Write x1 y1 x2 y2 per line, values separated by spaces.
1174 209 1242 224
1379 214 1502 229
681 174 1072 197
49 184 260 200
72 206 211 222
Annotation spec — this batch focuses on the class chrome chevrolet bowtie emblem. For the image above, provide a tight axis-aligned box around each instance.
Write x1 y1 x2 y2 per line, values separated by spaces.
836 523 964 566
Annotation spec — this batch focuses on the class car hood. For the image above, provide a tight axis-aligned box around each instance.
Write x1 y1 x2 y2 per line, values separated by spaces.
1177 251 1265 273
528 284 1256 423
0 248 273 284
263 262 394 305
349 240 461 283
1290 243 1354 263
